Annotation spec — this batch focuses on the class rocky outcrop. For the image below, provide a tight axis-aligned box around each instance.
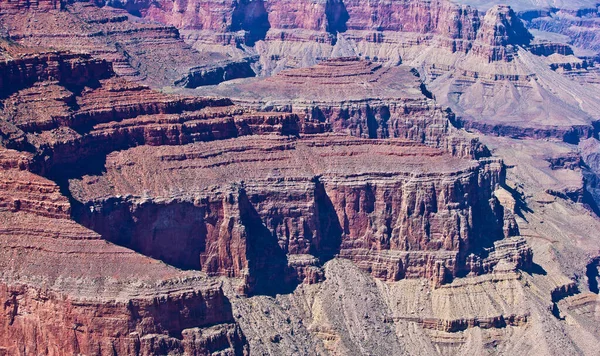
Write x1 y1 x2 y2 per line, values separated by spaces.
3 1 600 355
0 49 527 299
0 51 113 98
0 52 319 171
472 5 532 62
95 0 538 64
69 134 527 293
194 58 489 159
523 6 600 55
0 147 248 355
0 2 256 87
0 0 62 12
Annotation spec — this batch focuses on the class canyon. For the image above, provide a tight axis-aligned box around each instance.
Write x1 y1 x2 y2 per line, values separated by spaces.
0 0 599 355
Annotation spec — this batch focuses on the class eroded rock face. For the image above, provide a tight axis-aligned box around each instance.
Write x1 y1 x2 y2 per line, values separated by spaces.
140 0 600 145
0 147 248 355
472 5 533 61
193 57 489 159
126 0 536 62
0 50 316 173
6 2 595 355
0 36 537 352
68 134 527 293
0 1 256 87
0 0 62 12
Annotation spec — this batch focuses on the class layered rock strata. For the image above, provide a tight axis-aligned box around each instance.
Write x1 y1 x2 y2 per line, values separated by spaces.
0 13 546 354
0 147 248 355
0 50 318 172
0 1 256 87
141 0 600 144
193 57 489 159
69 134 529 293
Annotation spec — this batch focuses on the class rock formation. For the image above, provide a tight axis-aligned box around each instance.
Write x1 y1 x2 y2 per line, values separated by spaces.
0 1 256 87
2 1 600 355
69 134 528 293
193 57 489 159
0 146 248 355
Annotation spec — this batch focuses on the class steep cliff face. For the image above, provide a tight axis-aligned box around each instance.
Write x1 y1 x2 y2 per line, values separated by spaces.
0 51 113 98
121 0 535 60
0 51 317 172
0 50 525 300
0 0 62 12
0 1 257 87
193 58 489 159
2 5 580 354
0 147 248 355
343 0 480 44
522 5 600 56
472 5 533 61
69 135 527 293
128 0 600 145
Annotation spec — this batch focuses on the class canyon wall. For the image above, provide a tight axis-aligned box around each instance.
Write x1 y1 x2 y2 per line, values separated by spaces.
0 147 248 355
69 135 528 294
0 1 257 87
0 50 528 297
0 3 565 354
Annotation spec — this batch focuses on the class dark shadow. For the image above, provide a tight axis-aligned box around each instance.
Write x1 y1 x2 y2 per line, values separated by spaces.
238 189 297 296
366 110 380 139
502 183 534 218
550 303 564 320
231 0 271 46
325 0 349 37
46 152 108 194
366 106 390 139
310 177 343 262
586 258 600 294
582 171 600 217
524 261 547 276
310 107 327 123
73 199 207 271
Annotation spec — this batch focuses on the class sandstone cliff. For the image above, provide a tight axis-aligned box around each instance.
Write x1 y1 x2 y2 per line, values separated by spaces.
0 1 257 87
3 2 599 355
0 147 248 355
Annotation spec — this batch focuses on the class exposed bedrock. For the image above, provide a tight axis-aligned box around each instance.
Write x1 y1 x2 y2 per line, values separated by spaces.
578 138 600 216
193 58 490 159
0 51 318 172
458 120 598 144
0 148 248 355
0 51 113 99
69 135 530 294
0 0 62 12
522 6 600 55
125 0 544 63
0 283 246 355
175 58 257 88
471 4 532 62
0 2 257 87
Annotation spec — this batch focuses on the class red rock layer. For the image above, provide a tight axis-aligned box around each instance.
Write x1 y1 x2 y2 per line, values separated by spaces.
69 135 528 292
121 0 533 61
194 58 489 159
0 37 533 352
0 0 62 13
0 147 248 355
0 51 319 170
0 51 112 98
0 2 256 87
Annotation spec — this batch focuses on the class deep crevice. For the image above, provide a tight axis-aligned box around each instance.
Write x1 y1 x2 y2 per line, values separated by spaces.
325 0 349 39
586 258 600 294
231 0 271 46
